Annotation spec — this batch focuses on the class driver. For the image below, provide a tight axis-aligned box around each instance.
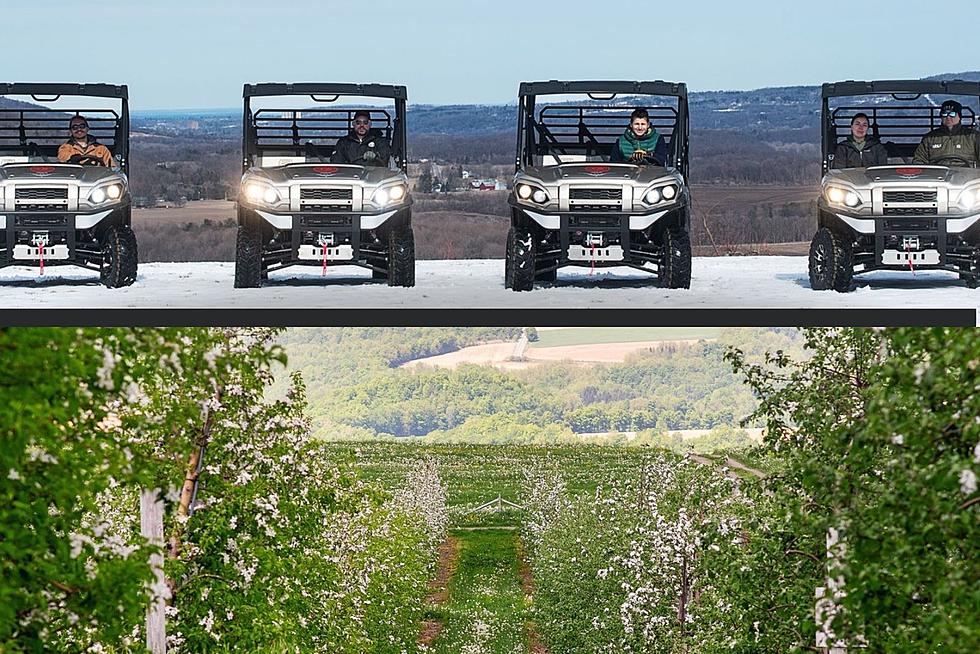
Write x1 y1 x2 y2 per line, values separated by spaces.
57 116 114 167
913 100 980 166
331 110 391 167
610 108 667 166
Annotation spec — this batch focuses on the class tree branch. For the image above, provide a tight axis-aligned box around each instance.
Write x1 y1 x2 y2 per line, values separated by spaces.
785 549 822 565
960 496 980 511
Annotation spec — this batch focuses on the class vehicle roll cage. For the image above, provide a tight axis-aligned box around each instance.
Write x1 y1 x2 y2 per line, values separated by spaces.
242 83 408 173
0 82 129 173
821 80 980 173
516 80 689 181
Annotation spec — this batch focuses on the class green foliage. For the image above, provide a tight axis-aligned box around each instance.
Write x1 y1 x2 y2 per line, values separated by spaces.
0 328 186 652
726 328 980 651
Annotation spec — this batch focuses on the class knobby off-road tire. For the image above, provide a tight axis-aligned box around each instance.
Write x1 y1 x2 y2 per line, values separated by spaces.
234 222 263 288
388 226 416 287
100 225 138 288
808 227 853 292
505 227 535 292
660 229 692 289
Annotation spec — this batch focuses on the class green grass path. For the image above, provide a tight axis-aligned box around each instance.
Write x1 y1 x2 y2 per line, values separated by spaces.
430 528 530 654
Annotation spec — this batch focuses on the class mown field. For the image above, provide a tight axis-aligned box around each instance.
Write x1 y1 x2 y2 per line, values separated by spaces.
530 326 723 349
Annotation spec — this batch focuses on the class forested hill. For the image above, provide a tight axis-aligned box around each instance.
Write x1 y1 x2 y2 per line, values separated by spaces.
112 70 980 138
274 328 805 442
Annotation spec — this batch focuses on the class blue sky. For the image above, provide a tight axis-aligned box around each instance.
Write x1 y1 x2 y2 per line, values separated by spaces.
5 1 973 109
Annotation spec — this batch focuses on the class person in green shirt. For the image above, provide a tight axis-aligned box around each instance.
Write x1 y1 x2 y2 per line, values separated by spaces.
610 108 668 166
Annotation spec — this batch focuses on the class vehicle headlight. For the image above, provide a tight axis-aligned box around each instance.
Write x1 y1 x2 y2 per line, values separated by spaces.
515 183 548 204
643 184 677 205
959 189 980 211
87 183 124 205
372 184 407 207
243 182 280 205
826 186 862 208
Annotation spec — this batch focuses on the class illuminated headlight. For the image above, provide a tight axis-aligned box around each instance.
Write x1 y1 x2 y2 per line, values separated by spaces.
826 186 861 208
644 185 678 205
516 183 548 204
87 183 123 204
959 189 980 211
373 185 407 207
244 182 280 205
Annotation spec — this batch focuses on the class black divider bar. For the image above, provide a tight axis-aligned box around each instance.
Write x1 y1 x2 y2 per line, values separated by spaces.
0 308 973 328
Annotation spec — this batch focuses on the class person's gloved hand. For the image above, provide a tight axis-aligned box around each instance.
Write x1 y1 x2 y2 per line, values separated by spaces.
630 150 647 163
363 150 377 161
68 154 84 164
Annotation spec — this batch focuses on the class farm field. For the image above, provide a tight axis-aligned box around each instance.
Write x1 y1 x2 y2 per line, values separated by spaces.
529 326 722 348
400 327 722 371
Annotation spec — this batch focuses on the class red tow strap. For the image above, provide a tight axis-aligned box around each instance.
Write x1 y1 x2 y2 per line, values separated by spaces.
321 243 328 276
907 243 915 274
38 243 44 276
589 244 596 276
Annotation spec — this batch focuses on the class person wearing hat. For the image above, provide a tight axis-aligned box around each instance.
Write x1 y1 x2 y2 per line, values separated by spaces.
56 115 115 167
831 112 889 168
913 100 980 166
330 110 391 167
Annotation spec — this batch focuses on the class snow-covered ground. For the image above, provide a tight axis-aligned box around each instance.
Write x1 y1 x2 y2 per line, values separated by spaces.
1 257 978 312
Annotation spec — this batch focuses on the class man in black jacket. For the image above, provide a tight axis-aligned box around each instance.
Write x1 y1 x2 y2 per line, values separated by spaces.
913 100 980 167
331 110 391 167
831 113 888 169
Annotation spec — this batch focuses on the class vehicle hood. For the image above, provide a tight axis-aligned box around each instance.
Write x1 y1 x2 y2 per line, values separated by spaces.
828 165 980 187
249 164 403 186
524 163 677 185
0 163 122 184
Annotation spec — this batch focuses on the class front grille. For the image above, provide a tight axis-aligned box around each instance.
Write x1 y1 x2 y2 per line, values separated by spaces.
883 191 936 203
301 215 352 227
15 187 69 200
13 215 69 227
300 188 352 200
884 207 936 216
570 188 622 200
569 215 622 228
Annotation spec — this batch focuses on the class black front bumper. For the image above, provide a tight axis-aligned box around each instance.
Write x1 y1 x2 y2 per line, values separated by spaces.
822 210 980 274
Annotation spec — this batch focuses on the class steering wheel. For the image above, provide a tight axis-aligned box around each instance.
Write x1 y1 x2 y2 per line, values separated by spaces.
932 155 976 168
68 154 105 167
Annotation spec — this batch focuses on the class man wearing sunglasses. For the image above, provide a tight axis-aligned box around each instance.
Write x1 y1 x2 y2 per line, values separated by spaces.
56 115 115 167
330 110 391 168
913 100 980 167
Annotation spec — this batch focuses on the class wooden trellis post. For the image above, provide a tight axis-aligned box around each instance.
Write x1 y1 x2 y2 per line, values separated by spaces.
141 488 168 654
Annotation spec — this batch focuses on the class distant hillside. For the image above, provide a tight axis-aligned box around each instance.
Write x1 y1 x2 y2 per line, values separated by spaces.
116 71 979 139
